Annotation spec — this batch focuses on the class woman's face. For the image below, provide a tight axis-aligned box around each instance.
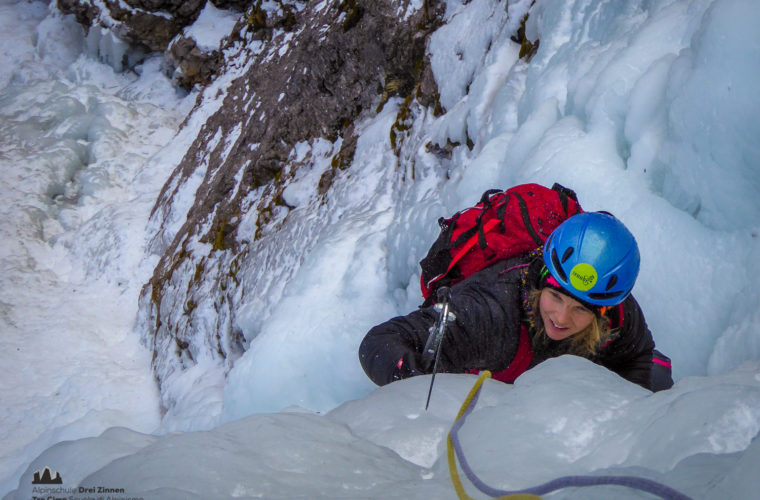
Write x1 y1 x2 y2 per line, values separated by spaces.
539 288 595 341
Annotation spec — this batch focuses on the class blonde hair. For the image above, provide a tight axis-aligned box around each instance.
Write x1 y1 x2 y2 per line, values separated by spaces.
528 289 610 357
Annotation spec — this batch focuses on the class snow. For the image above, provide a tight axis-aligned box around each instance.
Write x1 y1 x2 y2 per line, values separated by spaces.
429 0 509 111
223 104 403 420
8 358 760 499
183 2 241 52
0 0 48 89
0 1 194 495
2 0 760 498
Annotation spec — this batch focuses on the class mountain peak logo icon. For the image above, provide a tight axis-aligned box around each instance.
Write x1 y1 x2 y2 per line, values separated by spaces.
32 467 62 484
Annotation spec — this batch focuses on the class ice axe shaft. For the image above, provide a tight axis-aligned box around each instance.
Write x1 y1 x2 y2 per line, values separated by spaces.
424 286 454 410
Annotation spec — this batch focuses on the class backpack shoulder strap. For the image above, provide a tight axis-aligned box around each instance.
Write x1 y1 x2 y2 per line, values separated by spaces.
551 183 580 216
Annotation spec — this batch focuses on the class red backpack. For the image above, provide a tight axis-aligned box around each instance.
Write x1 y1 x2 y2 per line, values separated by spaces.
419 183 582 305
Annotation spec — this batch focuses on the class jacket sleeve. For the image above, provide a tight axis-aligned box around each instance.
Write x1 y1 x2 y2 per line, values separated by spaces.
358 264 524 386
358 308 436 386
596 295 655 390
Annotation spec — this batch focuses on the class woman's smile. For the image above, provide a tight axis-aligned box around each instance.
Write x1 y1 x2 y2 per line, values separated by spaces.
539 288 595 341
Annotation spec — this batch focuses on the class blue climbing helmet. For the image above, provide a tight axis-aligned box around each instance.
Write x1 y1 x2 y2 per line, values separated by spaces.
543 212 640 307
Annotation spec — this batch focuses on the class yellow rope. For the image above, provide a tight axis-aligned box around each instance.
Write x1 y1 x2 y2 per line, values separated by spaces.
447 371 543 500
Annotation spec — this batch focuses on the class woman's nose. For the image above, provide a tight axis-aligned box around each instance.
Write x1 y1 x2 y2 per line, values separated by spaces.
556 303 571 323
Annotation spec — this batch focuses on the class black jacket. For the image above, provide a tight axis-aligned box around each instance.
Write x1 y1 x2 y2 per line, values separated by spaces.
359 255 656 389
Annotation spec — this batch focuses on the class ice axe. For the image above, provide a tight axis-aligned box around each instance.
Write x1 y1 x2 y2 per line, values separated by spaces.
422 286 456 410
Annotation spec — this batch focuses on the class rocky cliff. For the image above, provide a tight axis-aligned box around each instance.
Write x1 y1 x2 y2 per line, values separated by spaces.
54 0 452 417
53 0 538 421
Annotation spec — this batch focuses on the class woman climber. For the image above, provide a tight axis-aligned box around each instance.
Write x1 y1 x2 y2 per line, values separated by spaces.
359 211 674 391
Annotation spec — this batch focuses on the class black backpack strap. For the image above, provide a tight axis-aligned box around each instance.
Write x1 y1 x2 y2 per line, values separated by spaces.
449 189 502 250
551 183 579 217
475 189 502 249
514 192 544 247
496 194 509 233
479 189 502 204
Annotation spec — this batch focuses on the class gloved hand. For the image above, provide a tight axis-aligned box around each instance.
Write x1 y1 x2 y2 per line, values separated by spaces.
391 353 423 381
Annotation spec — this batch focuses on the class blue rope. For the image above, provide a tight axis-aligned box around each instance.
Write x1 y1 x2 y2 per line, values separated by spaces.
449 377 693 500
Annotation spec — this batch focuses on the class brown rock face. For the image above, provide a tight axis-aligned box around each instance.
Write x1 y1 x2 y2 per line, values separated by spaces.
167 34 224 90
138 0 447 413
209 0 250 11
57 0 205 51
